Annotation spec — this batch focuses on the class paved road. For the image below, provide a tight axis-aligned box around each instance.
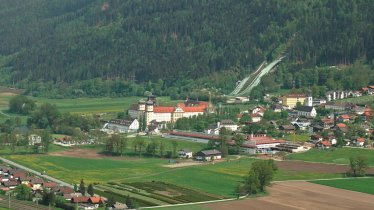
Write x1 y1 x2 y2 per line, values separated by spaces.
0 157 73 188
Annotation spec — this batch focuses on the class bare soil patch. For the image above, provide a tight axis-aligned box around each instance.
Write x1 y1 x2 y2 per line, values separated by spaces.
162 161 206 168
204 181 374 210
49 148 104 159
277 160 374 174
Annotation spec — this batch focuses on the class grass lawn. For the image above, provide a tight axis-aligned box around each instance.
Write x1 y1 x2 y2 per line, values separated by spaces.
287 148 374 166
311 178 374 195
284 133 310 143
338 95 374 104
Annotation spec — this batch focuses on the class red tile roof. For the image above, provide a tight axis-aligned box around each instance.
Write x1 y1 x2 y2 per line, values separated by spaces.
368 85 374 89
43 182 58 188
357 138 365 142
341 115 350 119
89 197 104 204
336 123 347 128
153 106 175 113
321 141 332 146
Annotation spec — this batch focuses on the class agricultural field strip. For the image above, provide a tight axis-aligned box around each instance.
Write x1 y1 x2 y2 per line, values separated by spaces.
96 185 169 205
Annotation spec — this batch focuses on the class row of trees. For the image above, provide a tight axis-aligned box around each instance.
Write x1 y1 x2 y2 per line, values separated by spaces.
104 135 180 158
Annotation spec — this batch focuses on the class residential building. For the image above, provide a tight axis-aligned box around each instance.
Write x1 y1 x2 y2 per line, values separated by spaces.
178 149 193 158
219 119 238 131
196 150 222 161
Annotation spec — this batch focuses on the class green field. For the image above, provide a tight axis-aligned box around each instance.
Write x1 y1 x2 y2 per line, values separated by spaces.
5 153 344 198
284 133 310 143
0 144 68 155
338 95 374 104
0 90 176 117
287 148 374 166
311 178 374 195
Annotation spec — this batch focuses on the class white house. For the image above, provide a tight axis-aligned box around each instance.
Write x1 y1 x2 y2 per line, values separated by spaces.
28 134 42 145
295 106 317 118
196 150 222 161
251 113 262 123
103 119 139 133
178 149 193 158
219 119 238 131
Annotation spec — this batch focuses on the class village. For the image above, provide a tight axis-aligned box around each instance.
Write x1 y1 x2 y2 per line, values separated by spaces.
0 85 373 210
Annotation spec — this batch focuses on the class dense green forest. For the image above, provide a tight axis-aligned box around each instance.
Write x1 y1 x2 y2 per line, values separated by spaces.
0 0 374 98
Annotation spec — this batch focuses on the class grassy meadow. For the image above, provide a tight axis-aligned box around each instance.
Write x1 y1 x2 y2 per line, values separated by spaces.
6 154 344 198
311 178 374 195
287 148 374 166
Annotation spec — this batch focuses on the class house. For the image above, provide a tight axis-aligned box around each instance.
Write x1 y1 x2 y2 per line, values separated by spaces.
312 98 327 106
55 186 74 195
235 97 250 103
103 118 139 133
282 94 307 109
30 177 44 190
219 119 238 131
295 106 317 118
204 124 220 135
64 193 83 201
28 134 42 146
320 118 334 129
43 182 58 190
89 197 105 208
279 125 296 133
113 202 128 210
196 150 222 161
291 118 311 130
252 106 266 116
310 134 323 143
325 91 350 101
338 115 351 122
178 149 193 159
251 113 262 123
354 138 365 147
271 104 283 112
336 123 348 133
71 196 90 204
316 140 332 149
3 181 19 189
354 106 366 115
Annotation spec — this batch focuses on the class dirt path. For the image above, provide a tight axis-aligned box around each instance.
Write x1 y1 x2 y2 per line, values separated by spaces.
204 181 374 210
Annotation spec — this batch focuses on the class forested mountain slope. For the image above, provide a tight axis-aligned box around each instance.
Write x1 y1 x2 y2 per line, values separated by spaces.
0 0 373 96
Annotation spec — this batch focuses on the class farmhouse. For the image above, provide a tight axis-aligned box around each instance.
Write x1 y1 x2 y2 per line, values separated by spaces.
279 125 296 133
219 119 238 131
178 149 193 158
316 140 332 149
196 150 222 161
103 118 139 133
